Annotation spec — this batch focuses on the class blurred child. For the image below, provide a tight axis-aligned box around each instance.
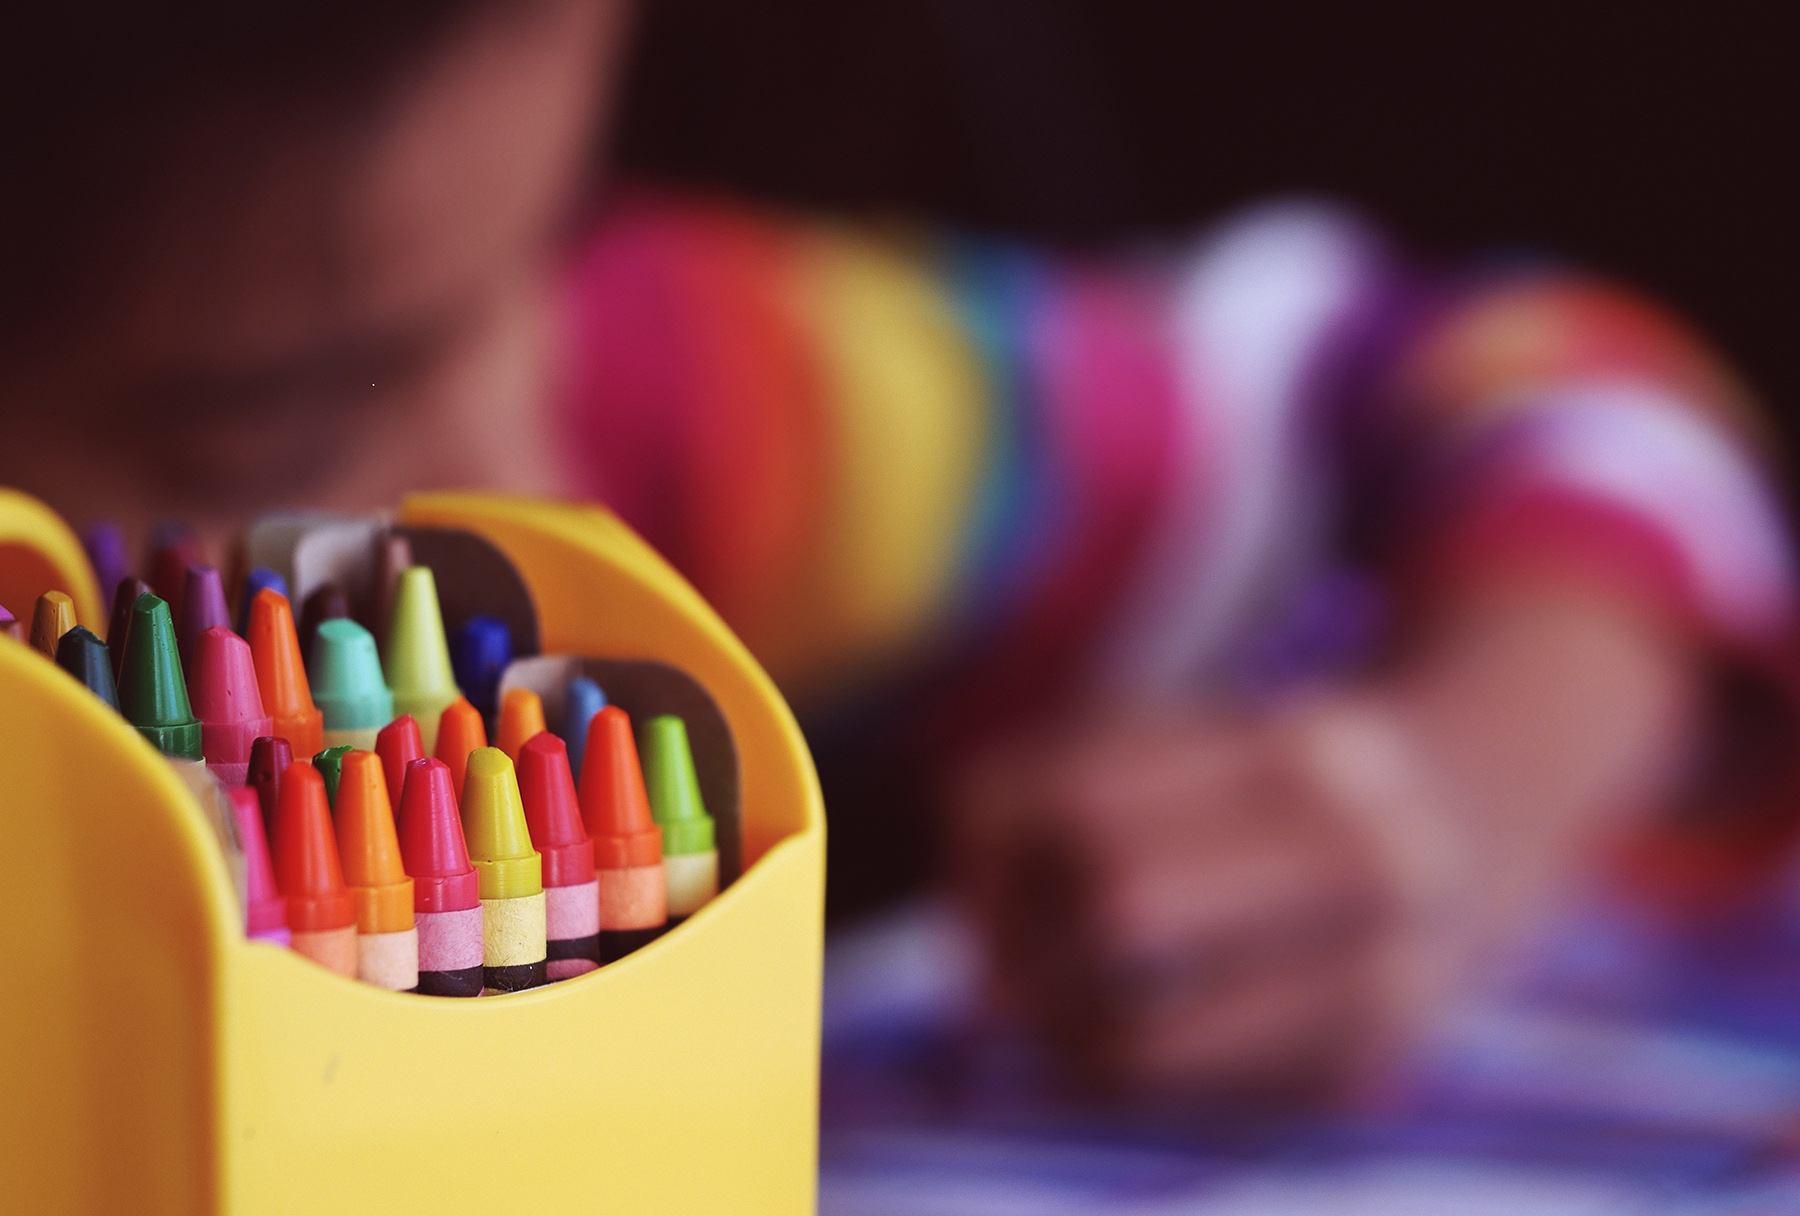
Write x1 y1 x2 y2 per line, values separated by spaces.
3 0 1794 1100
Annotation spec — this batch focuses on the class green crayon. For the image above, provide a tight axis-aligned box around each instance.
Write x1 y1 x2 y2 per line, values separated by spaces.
640 715 718 920
382 566 461 755
312 743 355 808
117 593 202 760
311 617 393 751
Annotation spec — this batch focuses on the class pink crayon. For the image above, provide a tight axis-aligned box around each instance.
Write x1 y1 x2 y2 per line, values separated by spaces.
228 786 291 947
177 564 232 674
189 625 273 785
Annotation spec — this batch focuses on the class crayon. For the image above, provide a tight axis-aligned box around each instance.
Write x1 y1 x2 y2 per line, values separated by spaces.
367 531 412 641
107 576 151 676
273 762 357 976
517 734 600 978
228 786 290 948
235 567 289 635
397 757 483 997
376 715 425 812
246 589 324 761
0 603 18 642
561 676 606 783
433 696 487 798
496 686 547 763
449 614 512 720
383 566 461 753
147 523 203 618
55 625 119 709
577 706 667 961
336 751 419 991
313 743 354 807
81 521 129 602
117 593 203 761
248 735 293 845
311 617 393 750
641 715 717 920
461 748 547 993
298 582 350 674
189 625 272 785
177 565 231 674
30 590 76 659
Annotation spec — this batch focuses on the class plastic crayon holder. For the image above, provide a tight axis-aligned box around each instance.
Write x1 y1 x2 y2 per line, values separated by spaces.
0 491 824 1214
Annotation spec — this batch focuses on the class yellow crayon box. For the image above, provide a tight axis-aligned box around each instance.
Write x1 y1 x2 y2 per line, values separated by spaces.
0 488 824 1214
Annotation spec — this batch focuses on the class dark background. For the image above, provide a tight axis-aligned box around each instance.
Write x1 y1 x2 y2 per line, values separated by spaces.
613 0 1798 460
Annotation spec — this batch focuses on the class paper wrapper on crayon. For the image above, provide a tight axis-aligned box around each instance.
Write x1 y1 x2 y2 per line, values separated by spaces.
664 850 719 919
358 928 420 992
292 925 359 978
415 907 484 997
482 892 548 993
545 879 601 979
599 863 667 932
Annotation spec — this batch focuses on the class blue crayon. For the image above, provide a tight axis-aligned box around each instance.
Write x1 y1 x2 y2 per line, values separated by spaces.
561 677 606 783
448 615 511 718
82 522 130 602
236 567 289 635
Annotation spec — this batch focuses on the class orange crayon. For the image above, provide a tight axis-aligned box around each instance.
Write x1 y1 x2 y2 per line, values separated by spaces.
336 751 419 991
496 686 547 762
247 589 325 761
577 706 667 962
273 762 357 977
434 695 487 797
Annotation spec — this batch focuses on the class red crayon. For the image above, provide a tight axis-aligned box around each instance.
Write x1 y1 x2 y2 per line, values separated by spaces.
148 525 204 620
397 757 483 997
375 714 425 812
228 787 290 948
273 762 357 977
517 733 600 979
177 564 232 674
248 736 293 847
106 576 152 679
189 626 273 785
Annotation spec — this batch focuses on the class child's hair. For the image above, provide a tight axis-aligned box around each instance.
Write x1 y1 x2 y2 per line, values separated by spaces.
0 2 490 358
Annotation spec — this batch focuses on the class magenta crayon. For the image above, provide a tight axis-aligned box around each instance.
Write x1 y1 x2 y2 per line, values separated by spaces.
81 522 129 602
517 733 600 979
298 582 351 677
147 523 203 619
397 757 483 997
107 576 151 677
228 786 290 948
188 626 271 785
273 761 357 977
176 564 232 675
0 603 19 642
248 735 293 845
376 715 425 812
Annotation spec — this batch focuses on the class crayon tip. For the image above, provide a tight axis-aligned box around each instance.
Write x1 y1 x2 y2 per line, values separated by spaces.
376 715 425 811
235 567 289 636
117 593 203 760
640 715 714 857
228 786 289 943
382 566 461 753
336 750 415 934
311 617 393 734
577 706 663 869
248 735 294 845
517 733 595 887
460 748 543 899
298 583 351 677
190 626 271 785
366 532 413 643
247 589 324 760
0 602 19 642
433 696 487 797
448 615 512 719
30 590 76 659
397 757 480 911
55 625 119 710
313 743 355 807
273 761 355 932
81 522 130 603
561 676 606 782
177 565 232 674
107 576 151 674
496 686 548 763
147 523 204 620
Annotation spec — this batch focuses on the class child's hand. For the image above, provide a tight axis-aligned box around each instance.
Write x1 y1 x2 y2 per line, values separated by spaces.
951 585 1697 1101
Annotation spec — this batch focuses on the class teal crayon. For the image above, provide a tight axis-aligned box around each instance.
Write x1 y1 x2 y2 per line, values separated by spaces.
311 617 393 751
